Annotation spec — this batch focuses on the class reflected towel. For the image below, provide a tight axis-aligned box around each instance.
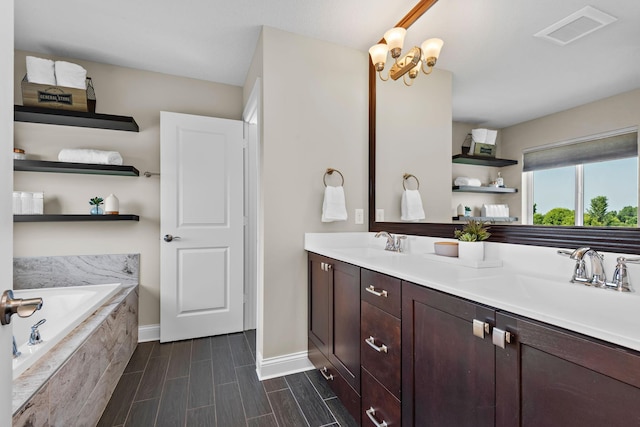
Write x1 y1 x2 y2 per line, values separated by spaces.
401 189 425 221
454 177 482 187
58 149 123 165
322 185 348 222
54 61 87 89
26 56 56 85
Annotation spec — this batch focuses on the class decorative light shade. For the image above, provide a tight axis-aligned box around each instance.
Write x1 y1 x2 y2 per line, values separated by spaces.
421 38 444 60
369 43 389 70
384 27 407 57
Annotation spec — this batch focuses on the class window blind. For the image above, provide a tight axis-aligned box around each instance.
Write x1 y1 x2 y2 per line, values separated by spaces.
523 131 638 172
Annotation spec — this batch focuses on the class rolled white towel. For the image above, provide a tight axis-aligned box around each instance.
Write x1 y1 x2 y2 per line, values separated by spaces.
58 149 123 165
54 61 87 89
26 56 56 85
454 177 482 187
401 189 425 221
322 185 348 222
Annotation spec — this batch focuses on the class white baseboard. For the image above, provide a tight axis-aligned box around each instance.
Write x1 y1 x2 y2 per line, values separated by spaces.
256 350 314 380
138 324 160 342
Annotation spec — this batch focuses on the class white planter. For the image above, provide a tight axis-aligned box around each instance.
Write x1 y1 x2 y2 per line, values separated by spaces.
458 241 485 261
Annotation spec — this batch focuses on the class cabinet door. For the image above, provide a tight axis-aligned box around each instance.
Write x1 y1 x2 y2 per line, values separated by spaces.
308 253 330 356
329 259 361 393
496 312 640 427
402 282 495 427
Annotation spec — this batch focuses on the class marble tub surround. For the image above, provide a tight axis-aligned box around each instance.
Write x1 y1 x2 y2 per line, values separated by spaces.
13 253 139 289
305 232 640 352
12 284 138 427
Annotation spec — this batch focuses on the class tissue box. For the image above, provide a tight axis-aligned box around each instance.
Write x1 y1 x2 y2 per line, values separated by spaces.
482 204 509 217
21 75 96 112
473 143 496 157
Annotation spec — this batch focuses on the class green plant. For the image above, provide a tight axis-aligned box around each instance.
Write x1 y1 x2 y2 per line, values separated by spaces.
454 219 491 242
89 197 104 206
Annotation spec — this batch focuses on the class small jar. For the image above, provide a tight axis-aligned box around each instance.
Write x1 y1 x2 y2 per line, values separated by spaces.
13 148 26 160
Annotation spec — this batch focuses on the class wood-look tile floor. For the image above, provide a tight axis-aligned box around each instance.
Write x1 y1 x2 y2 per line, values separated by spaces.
97 330 358 427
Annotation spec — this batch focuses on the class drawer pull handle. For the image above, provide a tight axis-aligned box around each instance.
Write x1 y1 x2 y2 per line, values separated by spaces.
365 336 388 353
365 407 388 427
365 285 388 298
320 366 334 381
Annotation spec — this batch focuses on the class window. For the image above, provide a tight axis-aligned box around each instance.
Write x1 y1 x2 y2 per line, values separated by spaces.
524 129 638 227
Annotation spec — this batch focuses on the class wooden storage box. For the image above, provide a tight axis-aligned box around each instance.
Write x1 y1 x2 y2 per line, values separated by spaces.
21 75 96 112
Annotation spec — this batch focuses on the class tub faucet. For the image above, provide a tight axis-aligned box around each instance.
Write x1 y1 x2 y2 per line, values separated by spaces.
29 319 46 346
0 290 43 325
375 231 406 252
560 247 606 286
12 336 21 359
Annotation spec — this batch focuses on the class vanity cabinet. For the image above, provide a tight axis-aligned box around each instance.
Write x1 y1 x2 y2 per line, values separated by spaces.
307 253 361 423
361 270 402 426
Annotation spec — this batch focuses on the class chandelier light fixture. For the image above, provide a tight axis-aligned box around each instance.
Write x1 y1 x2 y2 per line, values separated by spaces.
369 27 443 86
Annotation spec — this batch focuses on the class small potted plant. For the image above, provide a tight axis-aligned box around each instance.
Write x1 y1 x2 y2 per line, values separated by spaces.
454 219 491 261
89 196 104 215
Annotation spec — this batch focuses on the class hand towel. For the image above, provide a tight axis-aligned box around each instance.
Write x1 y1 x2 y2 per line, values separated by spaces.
54 61 87 89
401 189 425 221
58 149 123 165
322 185 348 222
26 56 56 85
454 177 482 187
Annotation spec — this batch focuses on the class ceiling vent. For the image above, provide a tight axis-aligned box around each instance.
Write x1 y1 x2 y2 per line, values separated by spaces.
534 5 617 46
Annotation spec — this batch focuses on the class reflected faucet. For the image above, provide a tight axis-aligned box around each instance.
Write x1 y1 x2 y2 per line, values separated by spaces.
12 336 21 359
29 319 46 346
564 247 607 286
375 231 406 252
0 290 43 325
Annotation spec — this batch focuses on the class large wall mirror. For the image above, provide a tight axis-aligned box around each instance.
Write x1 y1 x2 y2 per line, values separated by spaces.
369 0 640 254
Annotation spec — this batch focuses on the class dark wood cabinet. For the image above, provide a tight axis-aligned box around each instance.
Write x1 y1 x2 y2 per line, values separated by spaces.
402 281 496 427
308 253 361 423
495 312 640 427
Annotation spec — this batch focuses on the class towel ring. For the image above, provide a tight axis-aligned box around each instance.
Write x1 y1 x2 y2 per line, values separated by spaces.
324 168 344 187
403 173 420 190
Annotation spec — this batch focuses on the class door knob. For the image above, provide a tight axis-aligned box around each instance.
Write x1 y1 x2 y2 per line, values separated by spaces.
164 234 181 242
1 290 43 325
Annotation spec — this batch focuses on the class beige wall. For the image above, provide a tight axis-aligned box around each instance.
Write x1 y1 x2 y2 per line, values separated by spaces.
375 69 452 222
258 27 368 359
13 50 242 326
501 88 640 220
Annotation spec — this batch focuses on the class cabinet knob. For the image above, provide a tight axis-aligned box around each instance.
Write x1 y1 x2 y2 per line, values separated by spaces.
365 407 389 427
492 327 514 349
472 319 491 339
320 262 333 272
365 336 388 353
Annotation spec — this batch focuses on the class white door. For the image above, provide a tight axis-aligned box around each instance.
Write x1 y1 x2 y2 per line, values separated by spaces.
160 112 244 342
0 1 14 424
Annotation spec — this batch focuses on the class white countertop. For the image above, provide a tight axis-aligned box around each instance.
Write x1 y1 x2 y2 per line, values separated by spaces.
305 232 640 352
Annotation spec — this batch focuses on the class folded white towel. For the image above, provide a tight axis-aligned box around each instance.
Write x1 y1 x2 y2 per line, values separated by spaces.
26 56 56 85
58 149 123 165
322 185 348 222
401 189 425 221
54 61 87 89
454 177 482 187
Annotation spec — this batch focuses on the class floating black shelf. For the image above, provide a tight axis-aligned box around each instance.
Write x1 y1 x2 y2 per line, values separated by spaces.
14 159 140 176
452 216 518 222
14 214 140 222
14 105 139 132
452 185 518 194
452 154 518 167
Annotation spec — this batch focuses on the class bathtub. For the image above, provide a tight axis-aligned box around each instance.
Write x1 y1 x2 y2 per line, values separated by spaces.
12 283 122 379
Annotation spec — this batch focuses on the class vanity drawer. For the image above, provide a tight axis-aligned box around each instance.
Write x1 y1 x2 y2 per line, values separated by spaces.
362 368 401 427
361 269 401 317
361 301 401 399
308 339 361 424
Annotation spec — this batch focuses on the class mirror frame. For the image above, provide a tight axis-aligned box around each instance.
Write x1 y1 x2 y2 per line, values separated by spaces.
368 0 640 255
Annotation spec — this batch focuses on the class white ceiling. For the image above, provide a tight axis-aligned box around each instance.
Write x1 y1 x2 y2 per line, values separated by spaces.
14 0 640 128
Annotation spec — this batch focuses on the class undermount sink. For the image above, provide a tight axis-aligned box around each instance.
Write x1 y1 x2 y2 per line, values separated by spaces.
332 247 402 258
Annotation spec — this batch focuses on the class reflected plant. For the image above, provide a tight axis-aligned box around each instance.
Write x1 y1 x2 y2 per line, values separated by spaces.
454 219 491 242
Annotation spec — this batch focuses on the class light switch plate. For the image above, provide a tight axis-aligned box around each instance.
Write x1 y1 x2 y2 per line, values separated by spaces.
355 209 364 224
376 209 385 222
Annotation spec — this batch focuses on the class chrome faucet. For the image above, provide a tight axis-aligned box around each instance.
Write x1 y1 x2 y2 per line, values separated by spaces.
0 290 43 325
559 247 606 286
29 319 46 346
375 231 406 252
605 256 640 292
